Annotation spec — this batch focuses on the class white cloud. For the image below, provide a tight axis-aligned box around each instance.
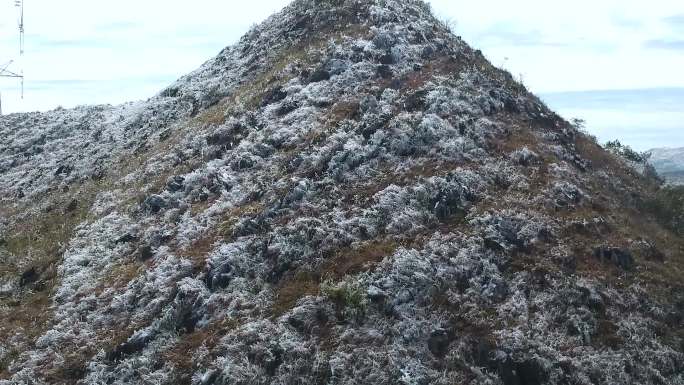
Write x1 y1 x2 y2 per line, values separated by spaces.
0 0 288 112
428 0 684 92
541 88 684 150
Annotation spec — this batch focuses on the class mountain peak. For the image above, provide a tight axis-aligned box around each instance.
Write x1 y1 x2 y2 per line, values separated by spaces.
163 0 462 110
1 1 682 384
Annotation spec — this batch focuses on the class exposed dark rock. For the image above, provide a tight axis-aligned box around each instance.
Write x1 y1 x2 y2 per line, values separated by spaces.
379 52 395 65
263 345 284 376
631 239 665 262
143 195 168 214
105 331 155 362
166 175 185 192
372 32 396 50
308 68 331 83
19 267 39 287
261 86 288 106
472 336 497 368
432 184 471 221
420 45 435 59
377 64 393 79
199 370 218 385
551 182 584 209
206 261 232 290
325 59 349 76
404 89 428 112
557 254 578 272
276 100 301 116
471 337 549 385
567 217 611 237
308 59 349 84
505 358 548 385
54 165 72 176
207 128 235 147
359 113 391 140
480 215 547 253
231 155 256 171
593 246 635 271
64 198 79 213
137 245 154 261
115 233 138 244
427 328 451 357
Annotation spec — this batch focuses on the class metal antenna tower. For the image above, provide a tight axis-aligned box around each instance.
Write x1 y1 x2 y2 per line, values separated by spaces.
0 0 25 114
16 0 24 55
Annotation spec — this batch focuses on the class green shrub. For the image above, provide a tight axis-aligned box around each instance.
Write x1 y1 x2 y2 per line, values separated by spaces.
604 140 651 164
320 277 368 322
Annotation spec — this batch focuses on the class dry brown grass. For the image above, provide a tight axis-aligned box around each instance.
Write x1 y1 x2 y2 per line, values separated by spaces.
1 178 108 274
94 261 144 296
493 125 543 156
0 22 377 382
181 235 220 271
189 197 219 216
327 100 361 125
321 239 399 278
232 24 370 112
193 101 229 127
163 317 240 384
0 179 110 377
39 350 92 384
476 113 684 332
374 54 465 95
0 291 52 379
0 105 209 382
622 212 684 297
568 135 684 301
574 133 658 194
272 271 322 318
0 289 52 341
340 160 462 207
575 135 621 173
177 201 266 270
271 238 403 317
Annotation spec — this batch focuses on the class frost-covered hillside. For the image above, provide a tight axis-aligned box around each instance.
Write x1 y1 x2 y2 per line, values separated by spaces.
650 147 684 184
1 1 683 384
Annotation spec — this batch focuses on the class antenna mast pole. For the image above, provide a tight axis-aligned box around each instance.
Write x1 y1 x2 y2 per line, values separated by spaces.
17 0 24 55
0 0 25 114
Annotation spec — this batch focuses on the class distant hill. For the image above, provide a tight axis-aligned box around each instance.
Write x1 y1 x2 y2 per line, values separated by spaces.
650 147 684 184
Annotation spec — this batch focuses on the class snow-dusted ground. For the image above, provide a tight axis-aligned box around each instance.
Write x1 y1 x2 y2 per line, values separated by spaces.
0 1 682 384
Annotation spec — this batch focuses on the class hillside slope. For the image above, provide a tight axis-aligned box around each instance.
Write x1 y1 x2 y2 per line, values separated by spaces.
1 1 683 384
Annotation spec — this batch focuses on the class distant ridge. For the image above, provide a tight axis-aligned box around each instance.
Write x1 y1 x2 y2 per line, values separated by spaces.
650 147 684 184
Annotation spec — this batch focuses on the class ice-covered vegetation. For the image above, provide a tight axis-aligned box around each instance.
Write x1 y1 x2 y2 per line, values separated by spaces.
0 0 682 384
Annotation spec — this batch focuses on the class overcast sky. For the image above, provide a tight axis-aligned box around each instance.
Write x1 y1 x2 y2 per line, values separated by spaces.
1 0 683 149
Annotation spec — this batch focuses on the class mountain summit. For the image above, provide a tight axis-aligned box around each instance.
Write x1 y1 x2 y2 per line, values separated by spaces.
1 1 682 384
